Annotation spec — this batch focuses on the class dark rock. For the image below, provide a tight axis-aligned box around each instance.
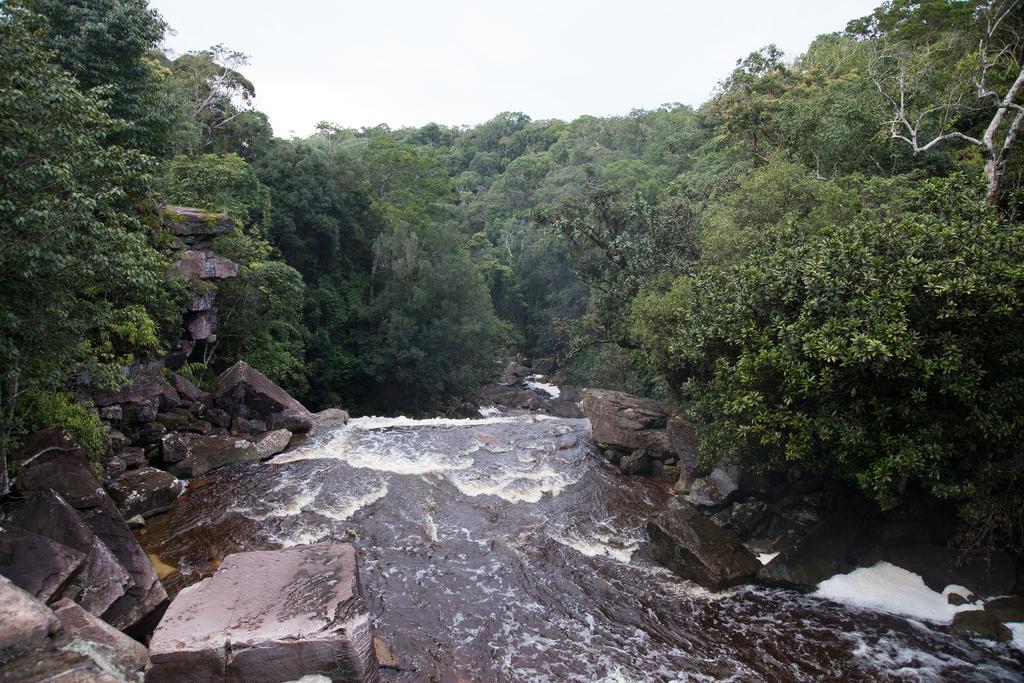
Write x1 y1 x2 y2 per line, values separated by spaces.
135 421 167 445
3 490 131 617
156 409 191 432
215 360 312 426
884 544 1016 597
160 432 261 478
985 595 1024 623
547 399 585 418
185 419 213 435
757 511 863 590
559 385 582 402
647 505 761 590
121 398 158 425
0 526 85 604
729 500 772 538
173 248 239 280
230 415 265 435
667 417 700 491
120 447 147 469
85 360 163 408
206 407 232 428
171 374 207 404
147 543 378 682
0 574 60 657
102 454 127 479
687 471 735 507
99 404 124 422
107 467 184 519
950 609 1012 642
162 205 235 241
948 591 973 606
11 429 167 631
532 358 556 374
501 361 533 383
582 388 672 456
619 449 651 475
106 428 126 453
158 382 182 411
126 515 145 529
269 408 314 434
52 598 149 678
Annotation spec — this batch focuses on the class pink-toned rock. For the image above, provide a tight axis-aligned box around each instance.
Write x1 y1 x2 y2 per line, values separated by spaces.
215 361 313 433
147 543 378 682
174 249 238 280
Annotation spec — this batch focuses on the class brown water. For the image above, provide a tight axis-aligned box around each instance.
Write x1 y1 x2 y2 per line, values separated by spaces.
140 413 1024 682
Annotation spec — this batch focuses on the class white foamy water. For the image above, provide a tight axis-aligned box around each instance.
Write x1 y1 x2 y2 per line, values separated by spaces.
526 374 561 398
813 562 982 624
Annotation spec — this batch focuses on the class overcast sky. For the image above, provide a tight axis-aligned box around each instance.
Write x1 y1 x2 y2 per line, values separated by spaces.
150 0 881 137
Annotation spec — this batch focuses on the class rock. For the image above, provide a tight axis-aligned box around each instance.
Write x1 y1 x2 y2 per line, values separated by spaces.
102 454 127 480
187 285 218 312
107 428 127 453
984 595 1024 623
100 404 124 422
729 500 772 539
158 382 182 411
160 432 262 478
883 544 1016 597
757 511 862 590
120 447 147 469
205 407 232 428
314 408 350 426
947 591 973 606
686 474 733 508
559 385 582 403
0 525 85 604
156 409 191 432
532 358 556 374
270 408 314 434
647 505 761 590
0 574 59 656
501 361 532 383
547 399 585 418
230 415 266 435
581 388 672 456
107 467 184 519
135 421 167 445
171 373 209 404
163 205 235 241
950 609 1012 642
3 490 132 617
185 309 219 341
147 543 378 682
11 429 167 632
86 360 164 408
255 429 293 459
619 449 651 475
667 417 700 490
126 515 145 529
173 248 239 280
186 419 213 435
215 361 312 426
51 598 149 678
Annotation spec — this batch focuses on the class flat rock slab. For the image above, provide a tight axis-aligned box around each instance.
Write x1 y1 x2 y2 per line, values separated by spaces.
147 543 379 682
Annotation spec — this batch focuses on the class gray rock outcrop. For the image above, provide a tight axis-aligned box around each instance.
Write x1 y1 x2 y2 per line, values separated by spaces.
147 543 379 682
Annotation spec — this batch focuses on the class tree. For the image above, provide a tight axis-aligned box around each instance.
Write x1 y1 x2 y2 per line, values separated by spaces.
863 0 1024 203
0 5 182 486
170 45 258 154
24 0 177 156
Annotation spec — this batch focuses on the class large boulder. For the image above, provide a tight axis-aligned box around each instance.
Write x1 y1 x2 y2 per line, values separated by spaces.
0 574 60 658
757 511 863 590
107 467 184 519
52 598 149 678
160 432 262 478
174 249 238 280
147 543 379 682
647 505 761 590
3 490 132 616
215 361 313 433
882 543 1016 597
950 609 1012 642
581 389 672 455
86 359 164 408
162 205 235 242
0 525 84 604
255 429 293 459
11 428 167 632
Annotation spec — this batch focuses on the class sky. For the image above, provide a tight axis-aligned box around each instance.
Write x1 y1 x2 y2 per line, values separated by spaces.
150 0 881 137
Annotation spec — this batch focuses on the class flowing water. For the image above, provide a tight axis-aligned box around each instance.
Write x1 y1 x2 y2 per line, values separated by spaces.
140 413 1024 682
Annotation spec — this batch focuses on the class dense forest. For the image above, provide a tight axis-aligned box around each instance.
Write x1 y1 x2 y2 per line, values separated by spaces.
3 0 1024 553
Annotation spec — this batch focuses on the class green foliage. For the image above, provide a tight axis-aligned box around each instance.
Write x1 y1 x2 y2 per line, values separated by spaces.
633 174 1024 514
23 0 177 156
20 392 106 466
159 153 271 231
0 5 183 460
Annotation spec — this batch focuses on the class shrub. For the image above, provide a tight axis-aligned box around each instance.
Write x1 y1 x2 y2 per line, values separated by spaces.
21 392 107 466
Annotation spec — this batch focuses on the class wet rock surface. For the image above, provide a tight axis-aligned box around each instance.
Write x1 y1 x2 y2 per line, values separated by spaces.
108 467 184 519
160 432 261 478
147 543 378 682
138 414 1024 680
647 504 762 590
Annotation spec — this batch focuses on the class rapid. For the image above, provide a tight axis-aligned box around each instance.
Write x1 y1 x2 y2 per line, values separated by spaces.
139 412 1024 682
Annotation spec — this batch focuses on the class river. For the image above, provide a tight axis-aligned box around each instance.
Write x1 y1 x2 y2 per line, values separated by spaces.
139 412 1024 682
